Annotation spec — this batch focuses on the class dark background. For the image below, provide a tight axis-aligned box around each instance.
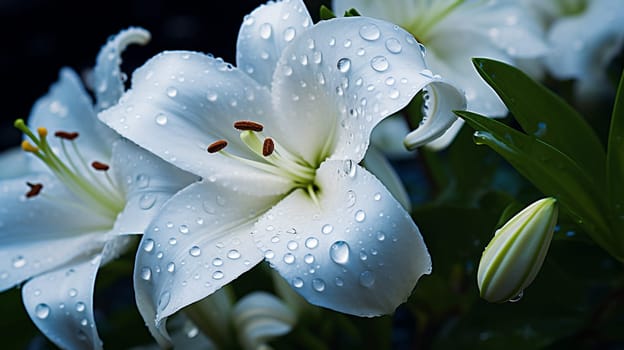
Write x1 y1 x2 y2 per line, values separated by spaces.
0 0 327 152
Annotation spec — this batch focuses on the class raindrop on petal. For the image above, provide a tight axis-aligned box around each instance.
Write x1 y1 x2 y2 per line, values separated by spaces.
359 270 375 287
312 278 326 292
143 239 155 253
140 267 152 281
330 241 350 264
167 262 176 273
76 302 86 312
259 23 272 39
305 237 319 248
212 271 224 280
370 56 389 72
385 38 402 53
139 194 157 210
189 246 201 257
35 304 50 319
155 113 168 126
292 277 304 288
227 249 241 260
337 58 351 73
283 253 296 264
359 23 381 41
354 210 366 222
321 224 334 235
283 27 296 42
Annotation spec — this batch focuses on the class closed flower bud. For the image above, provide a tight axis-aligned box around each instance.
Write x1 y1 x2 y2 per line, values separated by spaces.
477 197 558 303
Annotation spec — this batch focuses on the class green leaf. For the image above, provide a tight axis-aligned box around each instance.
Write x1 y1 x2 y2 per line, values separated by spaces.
343 8 361 17
472 58 606 182
456 110 619 259
319 5 336 20
607 69 624 245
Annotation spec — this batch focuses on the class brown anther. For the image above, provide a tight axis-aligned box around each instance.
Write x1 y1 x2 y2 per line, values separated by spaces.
207 140 228 153
91 161 110 171
25 182 43 198
234 120 264 132
54 131 79 140
262 138 275 156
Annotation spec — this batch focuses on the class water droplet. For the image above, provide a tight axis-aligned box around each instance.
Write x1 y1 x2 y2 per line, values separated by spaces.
321 224 334 235
259 23 272 39
376 231 386 241
373 192 382 201
359 250 368 261
155 113 168 126
335 277 344 286
243 15 255 26
304 254 315 264
76 302 86 312
292 277 304 288
189 246 201 257
166 86 178 98
35 304 50 319
313 51 322 64
305 237 319 248
264 250 275 259
80 318 88 327
12 256 26 269
418 43 427 56
388 88 400 99
343 159 356 177
337 58 351 73
283 253 295 264
179 225 190 234
370 56 389 72
206 91 218 102
385 38 402 53
168 237 177 245
508 290 524 303
139 193 157 210
329 37 336 46
359 23 381 41
283 27 296 42
354 210 366 222
343 39 352 48
158 291 171 310
143 238 155 252
359 270 375 287
227 249 241 260
346 190 357 208
282 65 294 77
167 262 175 273
287 240 299 251
312 278 326 292
136 174 150 188
140 267 152 281
212 271 224 280
330 241 350 264
68 288 78 297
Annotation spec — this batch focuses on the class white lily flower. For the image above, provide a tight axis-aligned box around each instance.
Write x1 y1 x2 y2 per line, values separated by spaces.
334 0 548 149
99 0 465 344
0 28 195 350
534 0 624 99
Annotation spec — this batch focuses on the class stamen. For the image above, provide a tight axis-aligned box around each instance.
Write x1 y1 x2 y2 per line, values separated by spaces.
207 140 228 153
55 131 79 140
91 161 110 171
37 127 48 138
25 182 43 198
262 138 275 156
234 120 264 132
21 140 39 153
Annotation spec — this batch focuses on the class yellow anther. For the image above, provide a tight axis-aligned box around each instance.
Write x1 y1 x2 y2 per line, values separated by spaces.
21 140 39 153
37 127 48 138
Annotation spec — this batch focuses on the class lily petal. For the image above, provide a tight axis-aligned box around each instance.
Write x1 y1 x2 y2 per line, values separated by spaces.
254 160 431 316
236 0 313 88
361 146 411 211
232 291 296 350
270 16 464 162
93 27 151 111
424 118 464 150
0 147 30 179
22 255 103 350
0 174 110 291
110 139 197 235
133 180 280 345
99 51 293 196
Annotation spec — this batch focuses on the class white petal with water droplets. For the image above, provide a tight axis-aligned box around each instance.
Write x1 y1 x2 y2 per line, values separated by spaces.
110 139 197 235
99 51 293 197
133 180 280 346
232 291 296 350
361 146 411 211
270 16 464 163
237 0 313 88
22 255 103 350
254 160 431 316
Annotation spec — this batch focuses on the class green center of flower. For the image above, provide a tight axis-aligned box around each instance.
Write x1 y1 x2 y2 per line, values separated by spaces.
406 0 463 42
207 120 319 201
14 119 125 220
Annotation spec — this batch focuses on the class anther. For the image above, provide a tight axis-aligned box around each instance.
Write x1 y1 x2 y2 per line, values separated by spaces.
207 140 228 153
54 131 79 140
25 182 43 198
234 120 264 132
91 161 110 171
263 138 275 156
37 127 48 138
21 140 39 153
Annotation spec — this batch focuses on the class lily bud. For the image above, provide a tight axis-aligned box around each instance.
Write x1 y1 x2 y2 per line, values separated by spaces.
477 197 558 303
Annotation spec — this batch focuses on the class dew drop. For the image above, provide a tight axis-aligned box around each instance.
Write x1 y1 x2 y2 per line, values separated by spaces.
283 27 296 42
206 91 218 102
259 23 272 39
140 267 152 281
359 270 375 287
312 278 326 292
508 290 524 303
335 277 344 287
264 250 275 259
154 113 168 126
139 193 157 210
189 246 201 257
418 43 427 56
330 241 350 264
304 254 315 264
12 256 26 269
35 304 50 319
313 51 322 64
212 271 224 280
227 249 241 260
359 250 368 261
343 159 356 177
168 237 177 245
305 237 319 248
376 231 386 241
136 174 150 188
388 88 400 99
143 239 155 252
321 224 334 235
166 86 178 98
167 262 176 273
292 277 304 288
68 288 78 297
158 291 171 310
373 192 382 201
385 37 402 53
370 56 389 72
359 23 381 41
346 190 357 208
179 225 190 234
354 210 366 222
337 58 351 73
283 253 295 264
212 257 224 267
76 302 86 312
287 240 299 251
